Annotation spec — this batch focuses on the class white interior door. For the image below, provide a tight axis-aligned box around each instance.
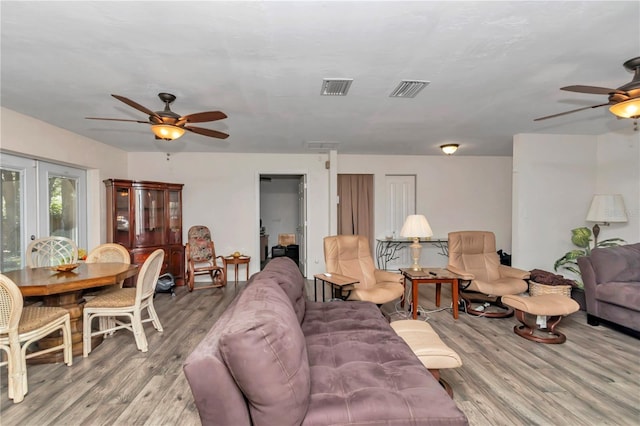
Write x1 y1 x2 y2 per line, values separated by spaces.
385 175 416 269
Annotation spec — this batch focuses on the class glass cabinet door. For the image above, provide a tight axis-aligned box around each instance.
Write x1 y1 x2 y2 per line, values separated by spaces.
115 186 131 246
134 188 166 247
168 189 182 245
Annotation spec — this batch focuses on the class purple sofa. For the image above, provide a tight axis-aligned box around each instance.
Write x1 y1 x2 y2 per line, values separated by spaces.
183 257 468 426
577 242 640 334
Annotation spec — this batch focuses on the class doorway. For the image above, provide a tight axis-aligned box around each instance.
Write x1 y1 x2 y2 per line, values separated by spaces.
259 174 307 276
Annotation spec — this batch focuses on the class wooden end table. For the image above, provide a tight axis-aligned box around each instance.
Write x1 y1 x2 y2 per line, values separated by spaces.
223 256 251 287
400 268 460 319
312 273 359 302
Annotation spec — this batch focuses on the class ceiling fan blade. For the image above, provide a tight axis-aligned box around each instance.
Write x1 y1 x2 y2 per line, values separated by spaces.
560 85 616 95
85 117 149 123
533 103 611 122
184 125 229 139
111 94 162 120
178 111 227 125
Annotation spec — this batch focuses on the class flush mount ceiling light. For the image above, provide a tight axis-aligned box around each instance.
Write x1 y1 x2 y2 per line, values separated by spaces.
389 80 430 98
440 144 459 155
321 79 353 96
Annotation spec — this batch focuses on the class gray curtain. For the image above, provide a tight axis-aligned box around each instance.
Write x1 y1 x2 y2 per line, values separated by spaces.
337 174 374 247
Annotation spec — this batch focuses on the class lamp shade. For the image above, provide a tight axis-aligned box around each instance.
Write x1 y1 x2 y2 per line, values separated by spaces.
400 214 433 238
151 124 186 141
586 194 628 223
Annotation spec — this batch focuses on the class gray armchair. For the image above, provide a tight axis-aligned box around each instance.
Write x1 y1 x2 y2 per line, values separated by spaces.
577 243 640 334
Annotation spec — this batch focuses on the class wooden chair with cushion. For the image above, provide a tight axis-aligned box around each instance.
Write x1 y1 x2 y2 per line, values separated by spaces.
26 236 78 267
83 248 164 356
323 235 404 305
0 274 73 403
185 225 226 291
447 231 530 317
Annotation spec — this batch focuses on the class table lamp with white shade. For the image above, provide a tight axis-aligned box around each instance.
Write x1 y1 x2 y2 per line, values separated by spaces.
400 214 433 271
585 194 628 245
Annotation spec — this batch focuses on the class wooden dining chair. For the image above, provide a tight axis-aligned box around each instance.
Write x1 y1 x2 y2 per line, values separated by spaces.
0 274 73 403
83 249 165 356
26 236 78 267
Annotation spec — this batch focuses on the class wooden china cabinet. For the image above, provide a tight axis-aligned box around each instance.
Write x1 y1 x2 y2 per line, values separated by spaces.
104 179 185 286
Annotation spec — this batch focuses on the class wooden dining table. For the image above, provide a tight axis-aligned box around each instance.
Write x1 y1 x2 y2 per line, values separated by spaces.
3 262 139 363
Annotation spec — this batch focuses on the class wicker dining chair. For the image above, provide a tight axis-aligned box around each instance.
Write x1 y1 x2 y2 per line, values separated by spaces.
83 249 164 356
0 274 73 403
85 243 131 288
26 236 78 267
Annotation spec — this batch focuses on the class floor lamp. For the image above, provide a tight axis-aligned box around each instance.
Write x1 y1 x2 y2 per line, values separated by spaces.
400 214 433 271
586 194 628 245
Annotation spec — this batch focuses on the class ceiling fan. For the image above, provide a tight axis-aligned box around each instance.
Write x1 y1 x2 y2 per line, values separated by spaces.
534 57 640 122
86 93 229 141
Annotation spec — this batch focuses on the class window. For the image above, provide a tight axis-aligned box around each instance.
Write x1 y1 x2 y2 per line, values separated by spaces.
0 153 86 271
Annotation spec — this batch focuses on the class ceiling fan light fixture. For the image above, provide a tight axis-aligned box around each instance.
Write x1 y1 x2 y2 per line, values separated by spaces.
609 98 640 119
151 124 185 141
440 144 459 155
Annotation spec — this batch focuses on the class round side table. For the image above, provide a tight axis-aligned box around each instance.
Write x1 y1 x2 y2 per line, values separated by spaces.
223 256 251 287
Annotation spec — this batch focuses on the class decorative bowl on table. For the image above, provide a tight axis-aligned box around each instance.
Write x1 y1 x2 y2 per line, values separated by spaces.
232 251 241 258
51 263 79 272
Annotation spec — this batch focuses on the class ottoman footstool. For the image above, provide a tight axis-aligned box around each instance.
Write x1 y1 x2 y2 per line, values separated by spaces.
502 294 579 344
390 320 462 397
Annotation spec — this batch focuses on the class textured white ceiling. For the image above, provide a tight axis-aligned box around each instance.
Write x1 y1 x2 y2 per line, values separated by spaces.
1 1 639 156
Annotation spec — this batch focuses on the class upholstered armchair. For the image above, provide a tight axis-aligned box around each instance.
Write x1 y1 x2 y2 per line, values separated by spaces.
323 235 404 305
447 231 529 317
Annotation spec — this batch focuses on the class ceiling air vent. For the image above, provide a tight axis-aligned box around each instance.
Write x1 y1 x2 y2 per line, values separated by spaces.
389 80 430 98
306 141 340 151
321 79 353 96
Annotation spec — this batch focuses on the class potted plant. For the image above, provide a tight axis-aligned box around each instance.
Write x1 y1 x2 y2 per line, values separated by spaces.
554 227 625 309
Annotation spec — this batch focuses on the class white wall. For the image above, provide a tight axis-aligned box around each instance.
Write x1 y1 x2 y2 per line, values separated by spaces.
0 107 129 249
337 154 513 268
127 152 330 276
5 107 637 280
596 131 640 238
513 131 640 280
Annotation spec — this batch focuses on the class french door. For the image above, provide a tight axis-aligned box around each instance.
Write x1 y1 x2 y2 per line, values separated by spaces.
0 153 86 271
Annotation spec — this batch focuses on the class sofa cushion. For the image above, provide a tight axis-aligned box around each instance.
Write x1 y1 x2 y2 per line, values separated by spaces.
257 256 306 323
591 243 640 284
220 278 310 426
595 281 640 312
302 301 469 426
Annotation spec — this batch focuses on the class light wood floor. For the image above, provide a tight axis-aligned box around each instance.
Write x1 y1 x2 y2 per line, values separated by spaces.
1 281 639 425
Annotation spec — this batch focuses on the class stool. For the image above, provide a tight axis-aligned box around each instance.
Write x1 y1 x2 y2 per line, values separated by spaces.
390 320 462 397
502 294 579 344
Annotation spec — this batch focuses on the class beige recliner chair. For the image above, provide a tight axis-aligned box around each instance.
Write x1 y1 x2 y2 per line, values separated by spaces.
323 235 404 305
447 231 529 317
